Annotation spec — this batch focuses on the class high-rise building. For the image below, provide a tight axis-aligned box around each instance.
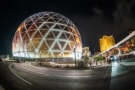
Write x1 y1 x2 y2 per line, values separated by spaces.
99 35 115 52
129 30 135 47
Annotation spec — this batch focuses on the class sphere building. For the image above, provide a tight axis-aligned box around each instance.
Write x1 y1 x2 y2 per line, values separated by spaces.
12 12 82 59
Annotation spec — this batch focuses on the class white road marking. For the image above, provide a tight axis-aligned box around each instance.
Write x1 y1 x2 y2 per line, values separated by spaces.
22 66 90 78
9 64 32 85
17 63 91 78
12 63 108 79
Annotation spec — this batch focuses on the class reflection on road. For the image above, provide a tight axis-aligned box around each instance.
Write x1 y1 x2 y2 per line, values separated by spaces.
110 58 135 90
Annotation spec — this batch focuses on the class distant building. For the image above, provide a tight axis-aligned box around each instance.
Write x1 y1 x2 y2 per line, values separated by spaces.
99 35 115 52
131 37 135 47
129 30 135 47
82 46 91 57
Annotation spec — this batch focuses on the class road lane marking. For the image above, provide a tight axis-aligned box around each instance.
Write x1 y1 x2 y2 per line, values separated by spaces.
21 67 91 78
9 64 32 85
14 63 108 78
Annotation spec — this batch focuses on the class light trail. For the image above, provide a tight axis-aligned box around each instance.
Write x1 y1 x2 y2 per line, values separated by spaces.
9 64 32 85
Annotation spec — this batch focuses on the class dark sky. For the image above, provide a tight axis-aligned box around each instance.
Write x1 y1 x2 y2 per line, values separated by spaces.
1 0 135 56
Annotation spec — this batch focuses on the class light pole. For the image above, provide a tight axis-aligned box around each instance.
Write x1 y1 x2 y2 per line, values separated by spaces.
74 44 77 67
39 52 42 65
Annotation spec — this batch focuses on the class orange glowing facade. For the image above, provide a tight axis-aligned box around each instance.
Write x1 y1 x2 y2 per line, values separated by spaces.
99 35 115 52
12 12 82 59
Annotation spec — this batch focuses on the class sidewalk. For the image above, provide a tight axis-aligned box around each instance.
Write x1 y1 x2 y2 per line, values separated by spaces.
24 60 111 70
87 61 111 68
117 58 135 70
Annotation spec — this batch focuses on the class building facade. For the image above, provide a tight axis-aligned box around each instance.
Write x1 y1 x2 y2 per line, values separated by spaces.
82 46 91 57
99 35 115 52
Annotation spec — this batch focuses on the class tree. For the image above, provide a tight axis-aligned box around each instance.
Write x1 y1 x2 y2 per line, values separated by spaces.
94 55 103 65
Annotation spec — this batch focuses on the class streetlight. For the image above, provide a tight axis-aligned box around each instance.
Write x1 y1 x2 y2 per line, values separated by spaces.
39 52 42 65
74 44 77 67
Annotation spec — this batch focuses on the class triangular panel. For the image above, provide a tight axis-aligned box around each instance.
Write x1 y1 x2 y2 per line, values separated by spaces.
36 19 43 23
65 33 71 40
47 53 52 58
41 16 49 21
46 40 54 48
36 23 42 27
46 32 55 39
27 20 33 25
62 20 67 24
39 42 48 51
69 41 74 49
59 25 65 30
64 44 70 50
23 33 29 41
64 27 70 32
33 31 42 39
52 42 60 50
59 41 66 49
68 27 73 32
59 33 66 39
20 27 26 32
69 35 75 41
28 24 37 30
47 18 55 22
32 39 40 48
52 31 59 37
40 24 49 29
21 32 26 39
58 20 64 24
53 18 59 22
40 30 48 36
53 52 60 57
26 24 31 30
28 30 35 37
63 52 70 56
54 25 61 29
47 23 53 28
27 42 35 52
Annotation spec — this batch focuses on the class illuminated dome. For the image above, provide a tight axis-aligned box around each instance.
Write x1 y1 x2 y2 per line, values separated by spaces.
12 12 82 59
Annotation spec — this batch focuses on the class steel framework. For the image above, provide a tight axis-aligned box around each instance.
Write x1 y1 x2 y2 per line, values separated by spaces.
12 12 82 59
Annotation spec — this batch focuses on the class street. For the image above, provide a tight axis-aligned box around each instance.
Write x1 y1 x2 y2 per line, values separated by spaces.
0 58 135 90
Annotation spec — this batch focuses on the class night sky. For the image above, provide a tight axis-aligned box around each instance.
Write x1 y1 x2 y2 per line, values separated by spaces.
1 0 135 56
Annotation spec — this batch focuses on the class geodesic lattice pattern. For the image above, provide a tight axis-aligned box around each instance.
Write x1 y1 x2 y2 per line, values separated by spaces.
12 12 82 59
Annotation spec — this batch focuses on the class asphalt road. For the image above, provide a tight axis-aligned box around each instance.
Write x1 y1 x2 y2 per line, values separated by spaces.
0 58 135 90
110 58 135 90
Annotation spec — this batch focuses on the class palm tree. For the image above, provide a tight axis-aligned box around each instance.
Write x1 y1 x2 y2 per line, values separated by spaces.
94 55 103 65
